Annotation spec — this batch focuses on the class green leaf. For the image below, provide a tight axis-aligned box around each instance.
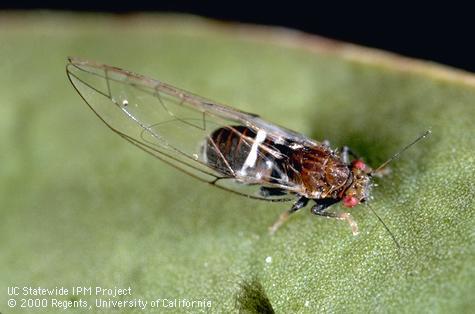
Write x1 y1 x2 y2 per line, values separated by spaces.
0 13 473 313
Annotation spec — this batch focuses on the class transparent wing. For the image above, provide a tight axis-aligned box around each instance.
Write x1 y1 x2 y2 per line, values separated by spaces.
66 57 310 201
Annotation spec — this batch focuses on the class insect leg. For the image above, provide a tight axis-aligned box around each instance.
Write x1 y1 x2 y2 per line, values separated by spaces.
259 186 288 197
311 199 359 235
289 196 309 212
341 146 360 165
269 197 308 235
310 198 339 216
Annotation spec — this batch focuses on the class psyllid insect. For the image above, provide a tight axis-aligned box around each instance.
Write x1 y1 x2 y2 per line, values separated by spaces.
66 57 430 241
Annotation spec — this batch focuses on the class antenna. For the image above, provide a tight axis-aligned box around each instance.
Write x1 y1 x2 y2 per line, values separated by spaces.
366 203 401 249
372 130 431 175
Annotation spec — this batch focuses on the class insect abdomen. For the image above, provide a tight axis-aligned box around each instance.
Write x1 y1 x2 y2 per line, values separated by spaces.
203 126 278 180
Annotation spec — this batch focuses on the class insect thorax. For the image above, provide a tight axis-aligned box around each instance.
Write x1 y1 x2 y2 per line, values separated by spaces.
287 147 352 199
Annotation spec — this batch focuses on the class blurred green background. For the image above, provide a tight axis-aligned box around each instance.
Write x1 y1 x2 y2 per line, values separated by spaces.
0 12 474 313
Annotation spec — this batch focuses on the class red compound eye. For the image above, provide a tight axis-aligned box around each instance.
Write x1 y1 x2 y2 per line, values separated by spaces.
343 195 359 208
352 159 366 170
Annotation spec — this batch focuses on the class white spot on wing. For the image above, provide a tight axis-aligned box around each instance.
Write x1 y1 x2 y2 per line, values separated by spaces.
266 160 273 168
290 142 303 149
237 169 247 177
241 130 266 171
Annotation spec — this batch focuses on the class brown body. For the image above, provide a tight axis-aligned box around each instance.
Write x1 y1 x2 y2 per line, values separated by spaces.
205 125 359 203
286 146 352 200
